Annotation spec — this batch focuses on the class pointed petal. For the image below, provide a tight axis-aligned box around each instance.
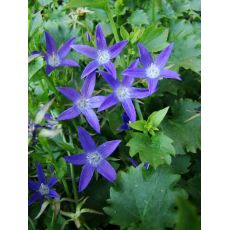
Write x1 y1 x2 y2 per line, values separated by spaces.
71 44 97 59
89 96 106 109
117 124 130 131
99 71 119 88
121 99 136 122
58 37 76 58
128 157 138 167
45 31 57 54
97 160 116 182
60 59 79 67
48 190 60 199
122 75 134 86
29 180 39 191
79 164 95 192
29 192 42 206
122 68 146 78
103 61 117 79
155 43 173 68
137 43 153 67
95 24 107 49
57 106 80 121
82 109 100 133
77 126 97 152
57 87 80 101
81 60 99 78
81 72 96 97
97 140 121 158
130 87 150 99
161 69 181 80
37 164 46 184
47 176 58 187
64 153 87 165
144 162 150 169
109 40 128 58
45 65 55 75
98 94 119 112
128 58 140 69
148 78 158 94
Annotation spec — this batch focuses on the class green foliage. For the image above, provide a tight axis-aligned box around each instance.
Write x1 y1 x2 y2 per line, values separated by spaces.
127 9 149 26
104 165 186 230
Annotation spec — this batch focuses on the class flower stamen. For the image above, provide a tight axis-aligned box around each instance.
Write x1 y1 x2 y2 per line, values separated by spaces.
146 63 160 79
39 183 50 195
116 86 130 101
97 50 110 64
48 54 60 67
87 152 102 166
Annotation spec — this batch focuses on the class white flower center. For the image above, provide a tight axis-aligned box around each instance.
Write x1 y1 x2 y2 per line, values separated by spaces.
146 63 160 79
97 50 110 64
87 152 102 167
116 86 130 101
39 183 50 195
48 54 60 67
76 98 90 110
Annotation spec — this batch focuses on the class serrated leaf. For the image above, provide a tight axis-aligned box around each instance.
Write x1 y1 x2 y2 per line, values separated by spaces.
129 120 146 132
67 0 108 10
104 165 186 230
127 132 175 167
29 57 44 79
171 155 191 174
127 9 149 26
140 25 169 52
38 0 52 7
120 25 129 40
30 12 43 37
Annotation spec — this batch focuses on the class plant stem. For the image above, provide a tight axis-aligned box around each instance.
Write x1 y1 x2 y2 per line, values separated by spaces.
152 0 156 23
28 216 36 230
134 100 144 120
62 178 71 198
106 6 119 43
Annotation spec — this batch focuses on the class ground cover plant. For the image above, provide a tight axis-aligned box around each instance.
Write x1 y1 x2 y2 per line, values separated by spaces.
28 0 201 229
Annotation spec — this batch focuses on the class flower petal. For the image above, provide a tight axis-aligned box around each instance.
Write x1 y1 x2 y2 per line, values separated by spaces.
37 164 46 184
82 109 100 133
29 179 39 191
98 94 119 112
122 67 146 78
71 44 97 59
121 99 136 122
148 78 158 94
57 87 80 101
81 72 96 97
47 176 58 188
60 59 79 67
81 60 99 78
89 96 106 108
45 31 57 54
48 190 60 199
97 140 121 158
130 87 150 99
79 164 95 192
99 71 119 89
109 40 128 58
97 160 116 182
58 37 76 58
128 157 138 167
122 75 134 86
64 153 87 165
57 106 81 121
103 61 117 79
161 69 181 80
137 43 153 67
29 192 42 206
95 23 107 49
45 65 55 75
155 43 173 68
77 126 97 152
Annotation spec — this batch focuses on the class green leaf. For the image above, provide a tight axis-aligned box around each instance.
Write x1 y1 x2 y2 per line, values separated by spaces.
171 155 191 174
129 120 146 132
175 197 201 230
127 9 149 26
127 132 175 167
66 0 108 10
55 158 67 180
140 25 169 52
161 99 201 154
28 56 44 79
29 12 43 37
120 25 129 40
147 106 169 131
104 165 186 230
38 0 52 7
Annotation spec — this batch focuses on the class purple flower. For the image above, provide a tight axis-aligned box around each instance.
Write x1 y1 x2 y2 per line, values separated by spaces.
65 127 121 192
97 62 150 122
122 43 181 94
117 112 131 131
32 31 79 75
28 164 60 206
128 157 149 169
71 24 128 78
57 72 105 133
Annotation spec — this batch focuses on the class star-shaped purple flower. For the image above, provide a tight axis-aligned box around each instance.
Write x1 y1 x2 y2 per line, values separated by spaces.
122 43 181 94
98 60 150 122
57 72 105 133
65 127 121 192
32 31 79 75
28 164 60 206
71 24 128 78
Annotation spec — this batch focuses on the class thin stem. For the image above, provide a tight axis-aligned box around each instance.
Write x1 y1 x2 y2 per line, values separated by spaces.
134 100 144 120
28 216 36 230
62 178 71 198
106 6 119 43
